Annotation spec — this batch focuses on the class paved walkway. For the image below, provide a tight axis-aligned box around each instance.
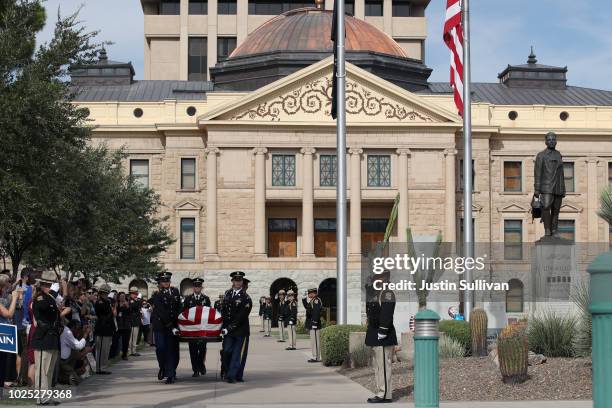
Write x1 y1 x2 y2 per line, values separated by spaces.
60 333 592 408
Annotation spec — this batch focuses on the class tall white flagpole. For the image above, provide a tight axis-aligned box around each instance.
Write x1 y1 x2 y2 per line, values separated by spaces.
336 0 348 325
462 0 474 322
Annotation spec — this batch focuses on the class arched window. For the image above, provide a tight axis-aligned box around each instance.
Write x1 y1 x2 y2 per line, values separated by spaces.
506 279 524 313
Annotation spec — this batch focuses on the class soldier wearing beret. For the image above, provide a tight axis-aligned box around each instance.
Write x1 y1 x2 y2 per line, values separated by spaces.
365 271 397 404
285 290 298 350
94 283 115 375
182 277 211 377
303 288 322 362
128 286 142 357
220 271 252 383
150 271 181 384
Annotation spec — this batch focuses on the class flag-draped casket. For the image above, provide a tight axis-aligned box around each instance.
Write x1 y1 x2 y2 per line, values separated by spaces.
178 306 222 338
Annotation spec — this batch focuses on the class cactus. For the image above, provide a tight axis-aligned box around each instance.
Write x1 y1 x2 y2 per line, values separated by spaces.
470 308 488 356
497 324 529 384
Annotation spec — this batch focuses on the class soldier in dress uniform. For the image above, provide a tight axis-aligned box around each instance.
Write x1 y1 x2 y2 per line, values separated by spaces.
258 296 266 332
285 290 298 351
303 288 322 362
262 297 272 337
128 286 142 357
220 271 252 383
149 271 181 384
182 277 211 377
365 270 397 404
276 289 288 342
31 271 58 406
94 283 115 375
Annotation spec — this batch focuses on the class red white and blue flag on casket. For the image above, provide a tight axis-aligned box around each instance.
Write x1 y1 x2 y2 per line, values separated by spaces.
178 306 222 338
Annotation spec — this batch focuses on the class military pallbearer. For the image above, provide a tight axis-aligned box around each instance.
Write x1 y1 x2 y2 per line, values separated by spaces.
182 277 211 377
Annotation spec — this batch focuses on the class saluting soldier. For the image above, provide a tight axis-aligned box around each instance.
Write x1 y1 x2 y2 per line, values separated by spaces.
150 271 181 384
303 288 322 362
220 271 252 383
94 283 115 375
285 290 298 350
182 277 211 377
365 270 397 404
276 289 288 342
128 286 142 357
31 271 58 406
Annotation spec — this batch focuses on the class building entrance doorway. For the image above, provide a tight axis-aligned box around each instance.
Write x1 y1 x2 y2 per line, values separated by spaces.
270 277 298 327
318 278 337 324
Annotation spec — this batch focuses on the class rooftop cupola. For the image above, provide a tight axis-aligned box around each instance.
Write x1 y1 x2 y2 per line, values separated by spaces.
70 48 136 86
498 47 567 90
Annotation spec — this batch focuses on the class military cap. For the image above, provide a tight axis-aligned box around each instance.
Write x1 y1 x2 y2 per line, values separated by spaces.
218 293 225 299
307 288 318 294
230 271 245 280
243 277 250 285
278 289 286 295
98 283 112 293
287 289 295 295
193 277 204 286
157 271 172 282
37 270 57 284
129 286 139 293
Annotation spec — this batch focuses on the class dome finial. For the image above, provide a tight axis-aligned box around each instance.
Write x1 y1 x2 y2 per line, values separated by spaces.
527 46 537 64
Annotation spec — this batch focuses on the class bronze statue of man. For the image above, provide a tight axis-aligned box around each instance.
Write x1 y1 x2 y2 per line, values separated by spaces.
534 132 565 238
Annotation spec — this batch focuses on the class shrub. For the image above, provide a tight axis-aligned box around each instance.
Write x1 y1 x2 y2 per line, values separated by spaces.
439 319 471 355
528 311 576 357
350 343 373 368
439 334 465 358
320 324 367 366
571 280 592 357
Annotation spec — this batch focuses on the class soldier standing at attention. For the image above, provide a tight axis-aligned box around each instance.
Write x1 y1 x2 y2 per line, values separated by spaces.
31 273 59 405
94 283 115 375
276 289 287 342
285 290 298 351
182 277 211 377
365 270 396 404
303 288 322 363
262 297 272 337
128 287 142 357
258 296 266 332
221 271 252 383
150 272 181 384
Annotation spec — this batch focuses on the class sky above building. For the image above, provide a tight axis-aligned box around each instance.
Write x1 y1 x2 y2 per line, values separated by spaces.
37 0 612 90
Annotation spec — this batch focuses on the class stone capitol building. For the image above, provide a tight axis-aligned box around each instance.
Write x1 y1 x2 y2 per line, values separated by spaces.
71 0 612 331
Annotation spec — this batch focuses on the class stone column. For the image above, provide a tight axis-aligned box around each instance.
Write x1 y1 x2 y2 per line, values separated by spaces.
204 147 220 255
587 157 600 242
444 149 457 242
236 0 248 44
349 148 363 255
397 148 411 241
179 0 188 80
253 147 268 255
301 148 316 257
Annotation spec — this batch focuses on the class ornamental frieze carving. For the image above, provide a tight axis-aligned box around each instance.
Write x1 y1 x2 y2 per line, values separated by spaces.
230 77 434 122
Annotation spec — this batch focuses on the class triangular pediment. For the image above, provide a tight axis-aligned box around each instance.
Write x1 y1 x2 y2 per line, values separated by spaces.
199 57 461 125
174 199 202 211
498 203 529 213
560 203 582 213
458 202 484 212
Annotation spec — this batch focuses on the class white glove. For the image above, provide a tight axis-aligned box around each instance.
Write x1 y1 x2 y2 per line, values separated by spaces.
221 329 228 336
311 325 317 330
377 333 387 340
172 328 179 336
289 321 294 325
137 293 142 299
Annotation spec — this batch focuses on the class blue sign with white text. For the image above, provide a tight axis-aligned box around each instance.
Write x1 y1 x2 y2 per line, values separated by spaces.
0 323 18 354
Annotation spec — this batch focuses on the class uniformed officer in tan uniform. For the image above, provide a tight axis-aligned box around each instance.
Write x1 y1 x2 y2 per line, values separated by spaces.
365 270 396 404
302 288 322 362
276 289 287 342
285 290 298 350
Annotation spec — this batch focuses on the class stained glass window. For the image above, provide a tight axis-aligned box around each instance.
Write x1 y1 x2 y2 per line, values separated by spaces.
367 155 391 187
320 154 337 187
272 154 295 186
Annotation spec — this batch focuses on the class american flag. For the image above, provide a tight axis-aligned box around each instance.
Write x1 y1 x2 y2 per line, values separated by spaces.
178 306 223 338
443 0 464 116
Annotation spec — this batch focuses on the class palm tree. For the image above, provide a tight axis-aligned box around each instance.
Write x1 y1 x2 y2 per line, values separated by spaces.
597 186 612 225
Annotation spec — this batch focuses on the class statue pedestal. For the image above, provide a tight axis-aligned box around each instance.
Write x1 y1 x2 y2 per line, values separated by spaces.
531 237 576 314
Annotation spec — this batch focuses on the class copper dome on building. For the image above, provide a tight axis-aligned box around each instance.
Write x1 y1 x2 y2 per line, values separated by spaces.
210 8 431 92
230 8 407 59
